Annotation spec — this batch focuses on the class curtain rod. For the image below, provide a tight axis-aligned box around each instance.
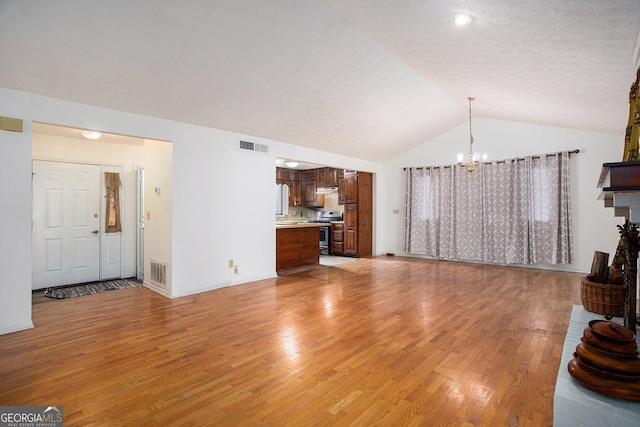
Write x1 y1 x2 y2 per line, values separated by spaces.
403 149 580 170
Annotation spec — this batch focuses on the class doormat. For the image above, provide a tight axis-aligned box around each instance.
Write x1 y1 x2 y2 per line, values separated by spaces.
43 279 137 299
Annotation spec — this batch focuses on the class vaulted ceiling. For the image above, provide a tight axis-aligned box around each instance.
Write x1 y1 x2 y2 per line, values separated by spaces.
2 1 639 162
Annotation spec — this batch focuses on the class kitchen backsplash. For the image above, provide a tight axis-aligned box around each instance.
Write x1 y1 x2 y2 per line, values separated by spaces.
323 193 342 212
278 193 344 221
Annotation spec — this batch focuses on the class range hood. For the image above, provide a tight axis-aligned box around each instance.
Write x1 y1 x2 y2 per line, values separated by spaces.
316 187 338 195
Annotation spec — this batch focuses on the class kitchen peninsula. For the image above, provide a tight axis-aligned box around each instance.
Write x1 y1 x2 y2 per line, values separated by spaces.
275 222 323 272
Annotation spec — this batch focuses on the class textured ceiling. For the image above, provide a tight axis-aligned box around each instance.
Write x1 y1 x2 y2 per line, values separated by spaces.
2 1 640 162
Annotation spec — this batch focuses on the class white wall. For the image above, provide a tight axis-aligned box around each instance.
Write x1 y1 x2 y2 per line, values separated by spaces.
143 139 174 295
0 87 382 334
381 118 624 272
0 116 32 335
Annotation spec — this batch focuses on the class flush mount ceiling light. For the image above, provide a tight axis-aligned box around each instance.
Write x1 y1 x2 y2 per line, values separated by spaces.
81 130 102 140
284 161 299 168
453 14 472 26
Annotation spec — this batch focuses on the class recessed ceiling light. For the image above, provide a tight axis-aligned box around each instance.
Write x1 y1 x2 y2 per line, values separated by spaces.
454 14 472 26
81 130 102 140
285 161 299 168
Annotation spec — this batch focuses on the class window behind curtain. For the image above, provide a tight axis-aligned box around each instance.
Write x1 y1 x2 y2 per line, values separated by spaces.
403 151 572 265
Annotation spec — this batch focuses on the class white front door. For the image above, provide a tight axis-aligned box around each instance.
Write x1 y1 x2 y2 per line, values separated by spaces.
32 160 101 289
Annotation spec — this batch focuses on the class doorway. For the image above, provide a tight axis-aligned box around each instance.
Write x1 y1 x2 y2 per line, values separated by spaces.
32 160 124 289
31 121 173 294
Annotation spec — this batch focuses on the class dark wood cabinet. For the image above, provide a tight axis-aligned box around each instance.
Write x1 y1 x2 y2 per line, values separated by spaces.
338 169 346 205
302 169 324 207
290 179 302 207
331 223 344 255
316 168 326 188
276 167 303 207
344 172 358 204
342 171 372 257
344 204 358 255
316 167 338 188
303 180 317 206
325 168 338 187
276 227 320 271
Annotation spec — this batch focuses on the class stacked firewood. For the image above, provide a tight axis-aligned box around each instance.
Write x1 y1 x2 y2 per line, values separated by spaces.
587 238 625 285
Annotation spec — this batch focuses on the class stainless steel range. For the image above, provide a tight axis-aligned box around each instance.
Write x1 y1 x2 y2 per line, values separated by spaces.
308 211 343 255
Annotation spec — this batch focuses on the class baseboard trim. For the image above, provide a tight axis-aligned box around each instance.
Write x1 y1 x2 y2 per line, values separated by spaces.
0 321 35 336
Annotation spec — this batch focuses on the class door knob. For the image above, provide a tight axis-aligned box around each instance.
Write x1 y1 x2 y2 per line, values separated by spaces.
91 230 99 234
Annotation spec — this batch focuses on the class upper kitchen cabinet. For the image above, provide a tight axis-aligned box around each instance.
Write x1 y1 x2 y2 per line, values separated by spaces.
276 167 289 181
338 169 346 205
316 168 326 188
276 167 303 207
343 170 359 204
316 167 338 188
325 168 339 187
302 169 324 207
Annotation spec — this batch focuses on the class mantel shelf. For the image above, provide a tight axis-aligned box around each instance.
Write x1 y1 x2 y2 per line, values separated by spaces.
599 162 640 224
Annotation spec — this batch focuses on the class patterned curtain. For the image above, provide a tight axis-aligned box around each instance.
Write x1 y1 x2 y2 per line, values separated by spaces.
403 151 572 264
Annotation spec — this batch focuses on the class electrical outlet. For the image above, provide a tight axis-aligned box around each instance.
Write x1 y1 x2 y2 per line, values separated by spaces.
228 259 234 268
393 209 400 215
234 265 238 274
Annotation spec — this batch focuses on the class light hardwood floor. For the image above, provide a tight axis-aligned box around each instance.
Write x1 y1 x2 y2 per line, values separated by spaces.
1 257 584 426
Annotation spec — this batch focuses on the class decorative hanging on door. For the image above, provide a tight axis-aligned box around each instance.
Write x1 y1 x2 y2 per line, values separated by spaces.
105 172 122 233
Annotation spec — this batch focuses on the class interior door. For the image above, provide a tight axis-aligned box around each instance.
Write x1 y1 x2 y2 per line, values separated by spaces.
32 160 101 289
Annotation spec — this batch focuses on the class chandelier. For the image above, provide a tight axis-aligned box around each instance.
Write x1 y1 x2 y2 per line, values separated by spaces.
457 97 486 172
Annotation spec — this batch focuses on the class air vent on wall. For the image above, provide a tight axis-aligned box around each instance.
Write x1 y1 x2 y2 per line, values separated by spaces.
150 259 167 287
239 139 269 154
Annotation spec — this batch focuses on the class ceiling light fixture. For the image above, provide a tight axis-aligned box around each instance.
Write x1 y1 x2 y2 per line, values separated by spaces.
284 161 299 168
457 97 486 172
454 14 472 26
81 130 102 140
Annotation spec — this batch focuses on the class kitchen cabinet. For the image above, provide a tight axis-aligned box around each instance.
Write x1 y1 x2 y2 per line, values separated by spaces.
343 171 372 257
325 168 338 187
338 169 346 205
344 171 358 204
315 167 338 189
276 167 303 207
344 205 358 255
331 222 344 255
276 225 321 271
290 170 302 207
302 169 324 207
276 167 289 181
316 168 326 188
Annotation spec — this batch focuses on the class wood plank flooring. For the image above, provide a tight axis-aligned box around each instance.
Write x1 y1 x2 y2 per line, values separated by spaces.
0 257 584 426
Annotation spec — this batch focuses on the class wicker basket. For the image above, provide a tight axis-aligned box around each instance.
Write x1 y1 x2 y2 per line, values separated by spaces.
580 277 624 316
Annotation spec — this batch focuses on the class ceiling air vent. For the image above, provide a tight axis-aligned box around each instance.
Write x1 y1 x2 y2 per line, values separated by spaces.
238 139 269 154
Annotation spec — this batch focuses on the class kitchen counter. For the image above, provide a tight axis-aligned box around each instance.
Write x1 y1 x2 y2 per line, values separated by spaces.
275 222 326 229
276 224 321 272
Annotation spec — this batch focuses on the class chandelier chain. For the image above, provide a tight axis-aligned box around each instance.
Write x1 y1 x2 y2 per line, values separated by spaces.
457 96 480 172
468 96 475 153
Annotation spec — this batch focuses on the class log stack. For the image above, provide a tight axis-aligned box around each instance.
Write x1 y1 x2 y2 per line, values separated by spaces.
581 249 625 317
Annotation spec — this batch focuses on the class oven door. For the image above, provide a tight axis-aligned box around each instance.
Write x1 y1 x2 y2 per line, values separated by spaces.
319 226 330 255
